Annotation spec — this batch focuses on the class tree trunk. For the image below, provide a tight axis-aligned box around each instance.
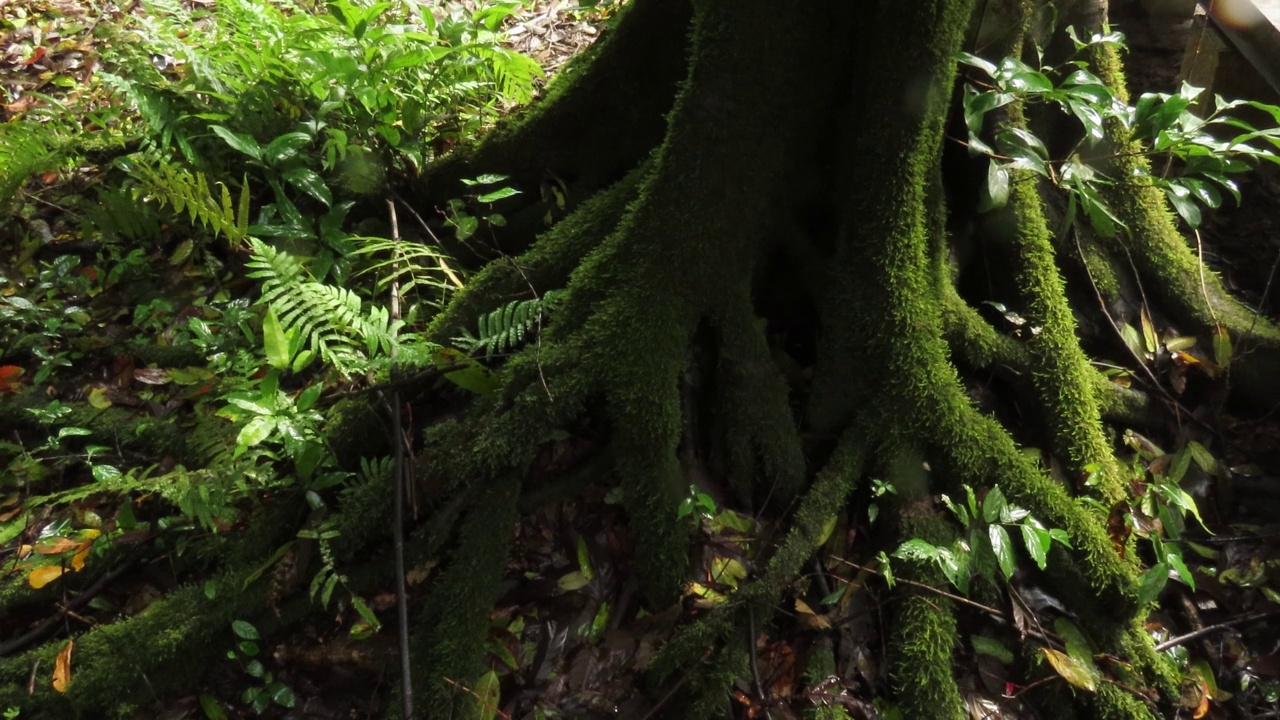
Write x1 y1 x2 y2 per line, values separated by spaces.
413 0 1280 717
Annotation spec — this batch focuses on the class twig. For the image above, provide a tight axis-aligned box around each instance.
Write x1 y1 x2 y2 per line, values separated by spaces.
386 200 415 720
441 677 512 720
1153 610 1280 652
0 553 139 657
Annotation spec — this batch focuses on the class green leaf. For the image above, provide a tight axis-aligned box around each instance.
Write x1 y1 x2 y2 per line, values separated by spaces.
236 416 277 453
558 571 590 591
1213 325 1232 368
1137 563 1169 606
1041 648 1098 692
577 536 593 581
1021 523 1052 570
972 635 1014 664
977 161 1010 213
199 694 229 720
474 670 500 720
262 307 291 370
953 51 997 77
283 167 333 207
1164 545 1196 590
268 682 296 708
232 620 260 640
296 384 323 412
476 187 520 203
989 524 1016 580
982 487 1007 524
263 132 312 165
210 125 261 161
1009 70 1054 93
1164 184 1202 228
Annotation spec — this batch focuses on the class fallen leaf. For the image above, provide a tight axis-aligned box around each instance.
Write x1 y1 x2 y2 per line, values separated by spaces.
1041 647 1097 692
52 640 72 692
87 386 112 409
34 537 79 554
29 565 67 589
133 368 171 385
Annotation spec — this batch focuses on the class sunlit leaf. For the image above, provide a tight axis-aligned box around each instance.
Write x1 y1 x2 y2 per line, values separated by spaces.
1041 647 1097 692
52 639 72 693
989 525 1015 580
29 565 66 589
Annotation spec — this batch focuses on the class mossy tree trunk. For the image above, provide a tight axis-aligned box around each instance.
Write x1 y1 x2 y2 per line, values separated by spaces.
414 0 1280 717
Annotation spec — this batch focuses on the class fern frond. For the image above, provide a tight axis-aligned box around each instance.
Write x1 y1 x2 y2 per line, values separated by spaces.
247 238 402 375
464 290 564 358
125 156 250 243
0 121 65 203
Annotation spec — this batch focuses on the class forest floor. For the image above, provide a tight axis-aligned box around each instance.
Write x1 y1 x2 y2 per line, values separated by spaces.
5 1 1280 719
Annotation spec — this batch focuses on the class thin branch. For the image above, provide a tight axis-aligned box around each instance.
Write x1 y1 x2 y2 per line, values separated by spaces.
386 199 415 720
1154 610 1280 652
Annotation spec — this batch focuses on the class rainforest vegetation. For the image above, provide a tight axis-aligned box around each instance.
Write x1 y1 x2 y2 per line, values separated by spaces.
4 0 1280 718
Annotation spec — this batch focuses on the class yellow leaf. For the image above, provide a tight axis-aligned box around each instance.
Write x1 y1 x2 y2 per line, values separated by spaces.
71 544 92 572
1041 647 1097 692
795 598 831 629
87 386 112 409
29 565 67 589
557 571 590 592
52 639 72 692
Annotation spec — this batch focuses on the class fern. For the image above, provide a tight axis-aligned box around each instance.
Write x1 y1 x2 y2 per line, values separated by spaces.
124 155 251 243
462 290 564 358
246 238 401 375
0 121 65 204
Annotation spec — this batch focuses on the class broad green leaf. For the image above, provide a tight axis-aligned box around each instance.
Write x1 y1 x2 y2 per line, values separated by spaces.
1041 647 1098 692
232 620 260 640
1053 618 1097 673
229 397 273 416
1137 563 1169 606
953 51 997 77
982 487 1007 524
1021 523 1052 570
268 682 296 708
1187 441 1216 472
1120 323 1145 359
236 416 277 453
1165 546 1196 590
211 125 261 161
989 524 1015 580
474 670 500 720
262 307 291 370
476 187 520 203
1009 70 1053 93
199 694 229 720
296 384 323 412
972 635 1014 663
1213 325 1232 368
283 167 332 207
1165 185 1202 228
558 571 590 591
263 132 312 165
977 161 1009 213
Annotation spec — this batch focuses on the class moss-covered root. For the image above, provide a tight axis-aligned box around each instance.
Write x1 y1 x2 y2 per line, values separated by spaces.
420 0 690 203
1006 170 1124 502
426 161 648 344
410 474 520 715
0 569 263 719
888 514 964 720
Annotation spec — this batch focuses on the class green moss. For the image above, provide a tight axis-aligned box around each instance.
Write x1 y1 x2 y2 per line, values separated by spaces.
1006 169 1124 502
888 514 964 720
412 475 520 714
0 569 264 718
